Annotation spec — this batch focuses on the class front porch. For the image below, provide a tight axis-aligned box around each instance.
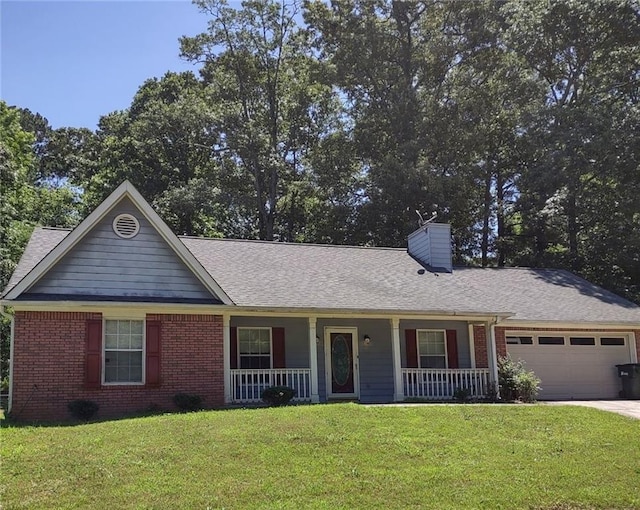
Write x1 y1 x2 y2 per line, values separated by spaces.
230 367 492 403
402 368 492 400
231 368 312 403
224 316 498 404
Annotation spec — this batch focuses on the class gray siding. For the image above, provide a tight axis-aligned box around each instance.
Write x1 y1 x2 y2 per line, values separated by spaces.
407 223 452 272
231 317 309 368
400 320 471 368
26 197 215 301
407 230 431 266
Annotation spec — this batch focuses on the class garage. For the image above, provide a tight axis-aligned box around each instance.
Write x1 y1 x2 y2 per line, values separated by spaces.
506 332 634 399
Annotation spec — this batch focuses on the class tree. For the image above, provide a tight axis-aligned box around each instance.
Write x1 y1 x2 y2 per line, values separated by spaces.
0 101 79 383
181 0 350 241
503 0 640 273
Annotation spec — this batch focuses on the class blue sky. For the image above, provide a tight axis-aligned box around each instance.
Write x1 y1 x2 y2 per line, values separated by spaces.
1 0 207 129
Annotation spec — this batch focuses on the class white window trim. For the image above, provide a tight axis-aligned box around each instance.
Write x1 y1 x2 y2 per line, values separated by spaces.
417 329 448 369
237 327 273 369
102 318 146 386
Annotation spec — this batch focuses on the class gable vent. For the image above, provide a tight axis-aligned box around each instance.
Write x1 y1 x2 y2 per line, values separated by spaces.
112 214 140 239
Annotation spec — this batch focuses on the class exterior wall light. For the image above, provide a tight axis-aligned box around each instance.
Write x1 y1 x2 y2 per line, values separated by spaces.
363 334 371 345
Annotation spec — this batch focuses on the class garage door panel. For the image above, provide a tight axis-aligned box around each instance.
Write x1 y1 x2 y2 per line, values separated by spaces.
507 336 631 400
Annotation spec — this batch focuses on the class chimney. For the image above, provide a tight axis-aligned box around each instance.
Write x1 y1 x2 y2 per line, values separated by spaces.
407 223 453 272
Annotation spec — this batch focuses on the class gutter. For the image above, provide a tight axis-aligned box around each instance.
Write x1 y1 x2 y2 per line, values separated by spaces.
3 299 514 321
0 304 14 414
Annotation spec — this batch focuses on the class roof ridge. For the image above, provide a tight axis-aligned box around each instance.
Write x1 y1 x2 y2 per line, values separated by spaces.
179 236 407 251
37 226 73 232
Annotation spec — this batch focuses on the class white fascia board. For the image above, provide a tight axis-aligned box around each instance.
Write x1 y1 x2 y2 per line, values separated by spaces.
4 181 234 305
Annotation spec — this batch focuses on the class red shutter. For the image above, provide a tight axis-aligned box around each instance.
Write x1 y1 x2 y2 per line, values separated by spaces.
85 319 102 389
405 329 418 368
146 321 161 387
230 327 238 369
446 329 459 369
272 327 286 368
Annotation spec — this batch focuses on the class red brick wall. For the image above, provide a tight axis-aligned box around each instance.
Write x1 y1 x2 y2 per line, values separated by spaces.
12 311 224 422
494 327 507 358
473 325 488 368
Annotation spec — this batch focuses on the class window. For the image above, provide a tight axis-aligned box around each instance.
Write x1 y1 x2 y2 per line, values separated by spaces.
601 337 625 346
538 336 564 345
238 328 271 369
104 320 144 383
507 336 533 345
570 337 595 346
417 330 447 368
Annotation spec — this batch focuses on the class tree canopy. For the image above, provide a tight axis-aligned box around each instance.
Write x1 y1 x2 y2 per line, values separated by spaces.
2 0 640 382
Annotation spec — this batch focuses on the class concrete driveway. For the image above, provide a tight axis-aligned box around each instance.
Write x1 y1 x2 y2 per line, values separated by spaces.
545 400 640 420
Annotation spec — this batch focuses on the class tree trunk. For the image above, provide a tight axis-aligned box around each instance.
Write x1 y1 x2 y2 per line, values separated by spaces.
496 170 506 267
567 187 579 271
481 168 493 267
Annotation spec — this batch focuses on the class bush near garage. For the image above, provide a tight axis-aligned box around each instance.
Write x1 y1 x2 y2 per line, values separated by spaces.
498 355 541 402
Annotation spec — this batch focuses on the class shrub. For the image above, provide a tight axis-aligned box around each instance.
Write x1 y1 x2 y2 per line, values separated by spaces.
261 386 295 407
68 399 99 421
173 393 203 412
453 387 471 402
498 355 541 402
485 382 499 402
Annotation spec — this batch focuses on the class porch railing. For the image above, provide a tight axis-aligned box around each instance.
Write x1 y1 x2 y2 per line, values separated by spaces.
231 369 312 403
402 368 492 400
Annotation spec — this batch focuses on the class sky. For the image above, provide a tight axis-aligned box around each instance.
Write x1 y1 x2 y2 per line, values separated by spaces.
1 0 208 129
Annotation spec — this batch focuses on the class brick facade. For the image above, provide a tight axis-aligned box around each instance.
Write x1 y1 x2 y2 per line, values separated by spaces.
472 325 489 368
494 327 507 358
12 311 224 421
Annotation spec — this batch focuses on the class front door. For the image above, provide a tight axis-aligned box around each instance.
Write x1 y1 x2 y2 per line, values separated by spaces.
325 328 359 398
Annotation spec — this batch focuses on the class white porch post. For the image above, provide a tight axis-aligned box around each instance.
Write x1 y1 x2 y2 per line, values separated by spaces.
488 321 500 398
391 317 404 402
629 331 638 363
223 313 231 404
308 317 320 403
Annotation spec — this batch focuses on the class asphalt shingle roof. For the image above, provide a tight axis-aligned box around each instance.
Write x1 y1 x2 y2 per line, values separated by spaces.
5 227 640 325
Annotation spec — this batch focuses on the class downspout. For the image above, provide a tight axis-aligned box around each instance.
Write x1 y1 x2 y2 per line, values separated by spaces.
489 316 500 399
0 304 14 414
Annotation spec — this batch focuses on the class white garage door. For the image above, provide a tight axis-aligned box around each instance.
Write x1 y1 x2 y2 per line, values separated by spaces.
506 333 633 399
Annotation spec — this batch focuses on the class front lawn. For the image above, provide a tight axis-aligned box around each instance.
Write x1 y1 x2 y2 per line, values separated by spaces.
1 404 639 509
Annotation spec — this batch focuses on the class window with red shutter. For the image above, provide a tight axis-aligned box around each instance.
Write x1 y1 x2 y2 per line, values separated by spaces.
233 327 287 369
416 330 455 369
104 319 144 384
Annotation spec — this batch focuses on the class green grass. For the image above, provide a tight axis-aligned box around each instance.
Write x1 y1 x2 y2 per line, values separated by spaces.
2 404 640 509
